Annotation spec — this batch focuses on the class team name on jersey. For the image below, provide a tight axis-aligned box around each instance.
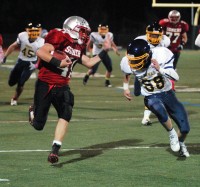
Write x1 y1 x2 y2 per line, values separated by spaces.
166 27 182 33
65 46 81 57
137 69 158 80
147 69 158 77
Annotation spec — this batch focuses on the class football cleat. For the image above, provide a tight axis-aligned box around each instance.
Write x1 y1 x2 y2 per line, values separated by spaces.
141 117 152 126
105 80 112 87
48 153 59 164
179 142 190 157
48 143 61 164
142 109 152 126
169 129 180 152
10 98 17 106
83 74 89 85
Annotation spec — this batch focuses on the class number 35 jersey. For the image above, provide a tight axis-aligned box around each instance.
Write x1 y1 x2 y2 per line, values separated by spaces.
17 31 44 61
120 47 175 96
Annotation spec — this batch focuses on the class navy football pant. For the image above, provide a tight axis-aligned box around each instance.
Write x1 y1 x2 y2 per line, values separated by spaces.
144 90 190 134
90 53 112 74
8 59 35 87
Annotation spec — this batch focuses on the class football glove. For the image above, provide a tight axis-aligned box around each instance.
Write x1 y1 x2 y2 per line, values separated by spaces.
2 56 7 64
29 62 36 70
177 41 185 50
177 44 184 50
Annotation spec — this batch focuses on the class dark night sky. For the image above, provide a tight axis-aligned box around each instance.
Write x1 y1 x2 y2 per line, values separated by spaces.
0 0 200 48
0 0 200 34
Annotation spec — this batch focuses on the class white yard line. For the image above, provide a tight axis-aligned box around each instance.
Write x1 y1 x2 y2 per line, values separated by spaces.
0 145 198 154
0 117 141 124
0 146 165 153
0 179 10 182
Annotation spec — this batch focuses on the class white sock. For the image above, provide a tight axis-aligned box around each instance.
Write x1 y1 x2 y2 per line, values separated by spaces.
144 109 151 118
53 140 62 146
169 128 176 135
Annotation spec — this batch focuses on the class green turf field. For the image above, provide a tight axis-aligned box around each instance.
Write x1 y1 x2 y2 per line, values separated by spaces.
0 49 200 187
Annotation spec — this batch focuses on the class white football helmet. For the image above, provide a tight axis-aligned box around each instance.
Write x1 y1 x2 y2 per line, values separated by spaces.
63 16 91 44
168 10 181 24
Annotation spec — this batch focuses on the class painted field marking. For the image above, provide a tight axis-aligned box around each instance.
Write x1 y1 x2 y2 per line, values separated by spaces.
0 179 10 182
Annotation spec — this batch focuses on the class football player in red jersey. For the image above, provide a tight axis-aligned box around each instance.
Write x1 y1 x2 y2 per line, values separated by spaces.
28 16 111 164
159 10 189 90
159 10 189 70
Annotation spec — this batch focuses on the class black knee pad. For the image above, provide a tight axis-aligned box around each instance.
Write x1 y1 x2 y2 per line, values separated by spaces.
8 81 15 87
33 121 45 131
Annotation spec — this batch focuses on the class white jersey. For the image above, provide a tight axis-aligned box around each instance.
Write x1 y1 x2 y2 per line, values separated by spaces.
135 34 170 48
17 32 44 61
120 47 177 96
121 35 170 72
195 33 200 47
90 32 114 55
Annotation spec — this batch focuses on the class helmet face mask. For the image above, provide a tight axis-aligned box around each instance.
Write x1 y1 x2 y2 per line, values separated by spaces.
26 23 41 41
126 39 151 71
168 10 181 24
63 16 91 44
146 22 163 45
77 27 91 44
98 24 109 36
127 53 150 70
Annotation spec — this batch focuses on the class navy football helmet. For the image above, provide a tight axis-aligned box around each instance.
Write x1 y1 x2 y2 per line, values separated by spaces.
126 39 151 70
26 23 41 40
98 24 109 36
146 21 163 45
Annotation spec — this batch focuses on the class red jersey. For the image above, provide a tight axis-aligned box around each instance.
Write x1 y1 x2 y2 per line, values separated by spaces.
159 19 189 52
38 29 86 86
0 34 3 46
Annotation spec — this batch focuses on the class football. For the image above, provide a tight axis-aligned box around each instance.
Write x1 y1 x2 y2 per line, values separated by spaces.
51 50 66 60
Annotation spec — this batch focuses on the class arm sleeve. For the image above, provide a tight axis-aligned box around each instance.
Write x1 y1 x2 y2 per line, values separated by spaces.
159 67 179 81
133 77 141 96
120 56 132 74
